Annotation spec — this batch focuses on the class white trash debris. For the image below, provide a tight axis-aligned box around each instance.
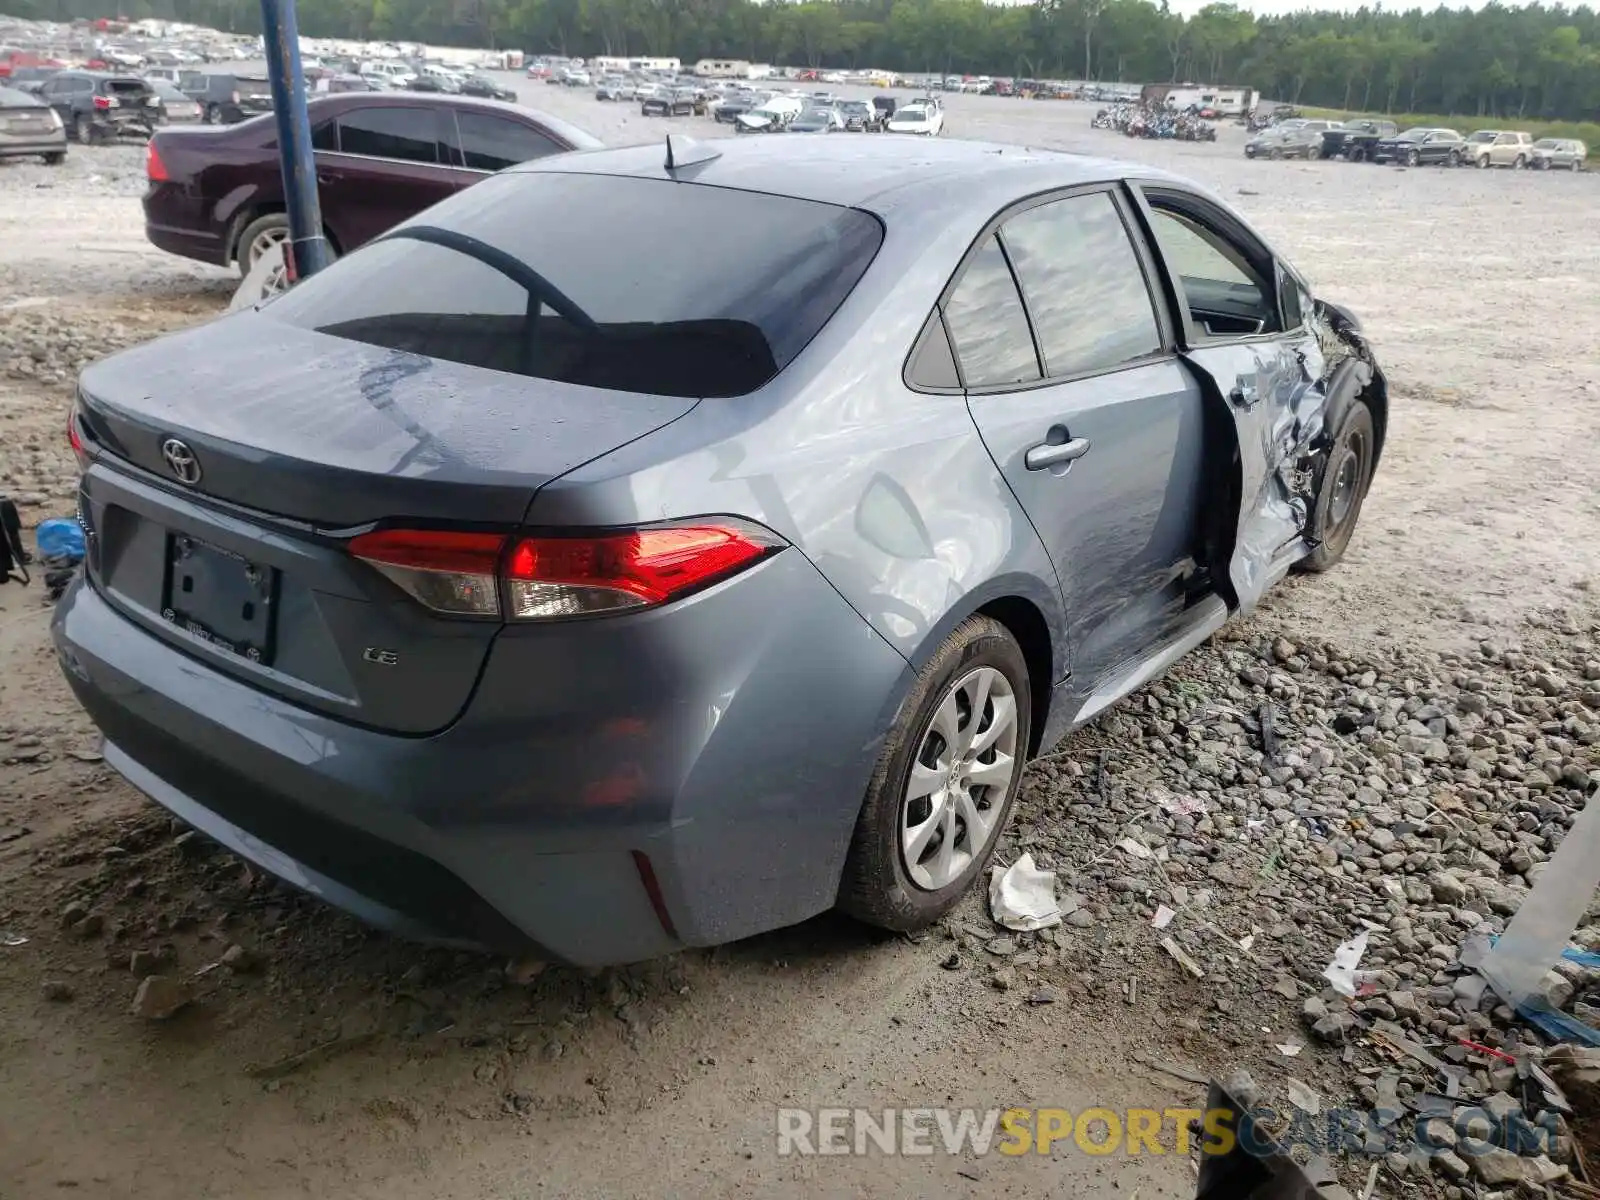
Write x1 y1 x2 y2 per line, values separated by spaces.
1151 904 1177 930
988 853 1062 932
1323 928 1372 997
1152 786 1207 818
1117 837 1153 860
1286 1077 1322 1115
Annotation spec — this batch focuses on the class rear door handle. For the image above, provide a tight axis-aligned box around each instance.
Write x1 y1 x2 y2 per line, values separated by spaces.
1024 437 1091 471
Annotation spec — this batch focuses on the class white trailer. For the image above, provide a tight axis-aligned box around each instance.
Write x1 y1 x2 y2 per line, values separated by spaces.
695 58 750 79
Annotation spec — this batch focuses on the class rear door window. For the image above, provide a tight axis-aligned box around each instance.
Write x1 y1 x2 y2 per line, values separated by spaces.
1144 201 1280 338
1000 192 1162 378
452 111 563 171
940 235 1040 388
335 106 442 163
262 171 883 399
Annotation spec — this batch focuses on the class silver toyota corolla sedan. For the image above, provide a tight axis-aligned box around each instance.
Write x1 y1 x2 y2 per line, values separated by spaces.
55 136 1387 966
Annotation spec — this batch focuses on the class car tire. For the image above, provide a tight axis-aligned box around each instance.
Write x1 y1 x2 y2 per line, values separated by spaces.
1476 154 1488 169
204 103 220 124
1347 147 1364 163
233 212 305 278
1405 149 1419 167
42 151 65 165
1298 401 1376 574
1513 154 1526 170
1448 150 1461 167
73 113 94 144
837 615 1032 933
1268 147 1282 160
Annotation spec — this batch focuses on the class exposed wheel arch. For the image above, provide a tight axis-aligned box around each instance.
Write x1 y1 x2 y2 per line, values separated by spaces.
977 597 1053 759
901 589 1059 762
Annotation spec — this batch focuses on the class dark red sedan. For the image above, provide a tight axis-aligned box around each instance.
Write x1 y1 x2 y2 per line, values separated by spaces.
143 92 601 276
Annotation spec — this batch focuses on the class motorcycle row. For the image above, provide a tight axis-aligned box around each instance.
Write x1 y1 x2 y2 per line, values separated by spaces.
1090 103 1219 141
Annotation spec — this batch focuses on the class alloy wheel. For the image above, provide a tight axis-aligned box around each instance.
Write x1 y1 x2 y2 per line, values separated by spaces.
247 224 289 268
900 666 1019 892
247 225 292 296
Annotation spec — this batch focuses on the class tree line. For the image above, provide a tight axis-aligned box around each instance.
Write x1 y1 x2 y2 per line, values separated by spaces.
12 0 1600 123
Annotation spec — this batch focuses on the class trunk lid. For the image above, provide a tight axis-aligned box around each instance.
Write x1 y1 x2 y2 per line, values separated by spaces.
75 311 699 733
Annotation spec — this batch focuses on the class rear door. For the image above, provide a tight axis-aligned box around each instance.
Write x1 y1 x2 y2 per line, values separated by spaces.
318 104 460 250
957 186 1209 686
1133 184 1327 610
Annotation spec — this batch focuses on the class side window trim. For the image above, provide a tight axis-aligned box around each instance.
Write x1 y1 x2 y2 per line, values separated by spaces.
444 109 466 168
907 180 1185 397
998 187 1172 383
939 232 1043 391
1127 182 1283 350
991 228 1046 384
329 105 444 167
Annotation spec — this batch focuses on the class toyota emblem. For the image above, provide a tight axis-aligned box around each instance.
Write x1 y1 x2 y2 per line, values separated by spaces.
160 438 202 485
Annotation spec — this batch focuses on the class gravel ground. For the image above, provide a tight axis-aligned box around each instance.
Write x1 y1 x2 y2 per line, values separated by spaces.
0 83 1597 1200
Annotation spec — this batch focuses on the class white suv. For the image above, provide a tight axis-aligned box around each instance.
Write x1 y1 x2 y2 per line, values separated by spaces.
359 61 417 88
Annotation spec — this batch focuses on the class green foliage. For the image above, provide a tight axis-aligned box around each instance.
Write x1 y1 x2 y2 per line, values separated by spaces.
18 0 1600 122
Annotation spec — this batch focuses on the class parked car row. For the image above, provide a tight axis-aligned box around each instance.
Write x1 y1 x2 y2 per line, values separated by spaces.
1245 116 1588 171
586 72 946 136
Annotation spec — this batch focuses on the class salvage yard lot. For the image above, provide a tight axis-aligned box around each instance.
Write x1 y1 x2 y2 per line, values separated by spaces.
1 80 1597 1199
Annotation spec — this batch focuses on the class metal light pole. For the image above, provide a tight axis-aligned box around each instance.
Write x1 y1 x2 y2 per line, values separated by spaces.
258 0 330 279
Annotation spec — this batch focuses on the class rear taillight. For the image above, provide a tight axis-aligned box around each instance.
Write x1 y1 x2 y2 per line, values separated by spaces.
93 94 114 109
348 529 503 617
68 408 88 469
504 524 778 619
349 520 781 621
145 141 169 181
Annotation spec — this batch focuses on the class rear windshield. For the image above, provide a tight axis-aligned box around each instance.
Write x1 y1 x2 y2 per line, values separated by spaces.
106 78 151 96
236 76 273 96
263 171 884 399
0 86 41 107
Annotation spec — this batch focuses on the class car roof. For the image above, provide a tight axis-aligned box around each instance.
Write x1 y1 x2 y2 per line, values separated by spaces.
513 136 1191 217
302 92 603 149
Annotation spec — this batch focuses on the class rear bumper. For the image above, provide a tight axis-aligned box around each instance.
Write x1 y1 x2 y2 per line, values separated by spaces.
53 550 912 965
143 183 227 265
89 112 154 136
0 133 66 155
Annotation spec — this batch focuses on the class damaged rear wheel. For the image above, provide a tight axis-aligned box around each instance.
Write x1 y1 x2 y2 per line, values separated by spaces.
1298 401 1375 574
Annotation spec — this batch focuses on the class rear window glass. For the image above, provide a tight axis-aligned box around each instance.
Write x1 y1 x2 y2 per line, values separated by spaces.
237 77 273 96
263 172 884 399
106 79 150 96
0 86 40 107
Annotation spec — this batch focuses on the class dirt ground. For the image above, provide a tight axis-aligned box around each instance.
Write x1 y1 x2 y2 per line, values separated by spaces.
0 84 1597 1199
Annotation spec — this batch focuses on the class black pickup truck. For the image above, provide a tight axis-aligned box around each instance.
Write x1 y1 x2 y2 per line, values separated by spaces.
1321 118 1398 162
